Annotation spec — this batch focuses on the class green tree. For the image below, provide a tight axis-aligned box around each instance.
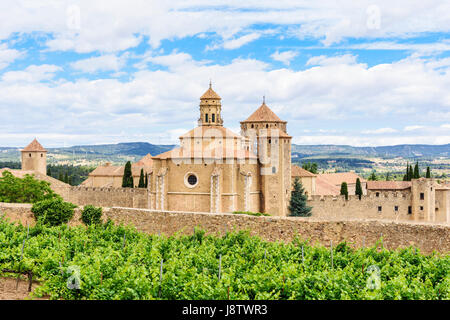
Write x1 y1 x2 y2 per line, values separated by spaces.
385 172 390 181
64 172 69 184
409 164 414 181
68 175 73 186
426 167 431 178
340 182 349 200
144 172 148 188
46 167 51 176
122 161 133 188
289 178 312 217
0 170 59 203
81 205 103 226
31 198 77 226
355 178 363 200
138 168 145 188
403 163 409 181
302 162 318 174
368 171 377 181
58 171 64 182
413 162 420 179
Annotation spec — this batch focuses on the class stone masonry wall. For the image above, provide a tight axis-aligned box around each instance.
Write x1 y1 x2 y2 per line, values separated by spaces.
64 186 149 209
1 203 448 254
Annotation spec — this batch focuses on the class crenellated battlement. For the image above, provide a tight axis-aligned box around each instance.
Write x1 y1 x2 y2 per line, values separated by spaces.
69 186 148 194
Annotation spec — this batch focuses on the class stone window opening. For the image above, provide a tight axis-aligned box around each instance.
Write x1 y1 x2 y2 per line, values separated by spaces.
394 206 399 212
205 114 209 122
266 124 269 128
251 124 254 128
420 193 424 200
272 167 276 174
377 206 382 212
184 172 199 188
41 153 43 157
376 192 380 197
212 114 215 122
408 206 412 214
420 206 424 211
29 153 31 157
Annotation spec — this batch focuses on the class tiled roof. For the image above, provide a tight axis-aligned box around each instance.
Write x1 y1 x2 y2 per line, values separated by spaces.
291 165 316 177
317 172 366 186
241 102 286 123
315 178 340 196
153 146 257 160
134 153 153 167
180 126 241 139
200 86 221 100
22 139 47 152
367 181 412 190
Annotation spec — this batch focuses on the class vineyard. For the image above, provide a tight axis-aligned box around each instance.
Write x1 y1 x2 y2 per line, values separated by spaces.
0 216 448 300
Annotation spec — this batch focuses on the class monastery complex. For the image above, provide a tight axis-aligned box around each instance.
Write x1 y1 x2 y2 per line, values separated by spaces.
1 84 449 223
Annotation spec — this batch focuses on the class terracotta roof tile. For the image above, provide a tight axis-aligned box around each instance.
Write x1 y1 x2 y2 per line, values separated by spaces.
317 172 366 186
315 178 340 196
22 139 47 152
367 181 412 190
134 153 153 167
241 102 286 123
291 165 316 177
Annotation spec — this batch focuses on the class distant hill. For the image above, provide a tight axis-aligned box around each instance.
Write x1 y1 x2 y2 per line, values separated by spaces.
48 142 176 157
291 144 450 158
1 142 449 163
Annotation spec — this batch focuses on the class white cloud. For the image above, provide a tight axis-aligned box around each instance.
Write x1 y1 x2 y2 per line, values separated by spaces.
404 125 424 131
1 52 450 147
362 128 398 134
70 54 127 73
0 1 449 53
0 43 23 69
271 50 298 66
306 54 358 66
1 64 62 82
207 33 261 51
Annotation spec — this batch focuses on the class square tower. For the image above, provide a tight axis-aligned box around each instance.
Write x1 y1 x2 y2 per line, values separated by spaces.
240 99 292 216
21 138 47 175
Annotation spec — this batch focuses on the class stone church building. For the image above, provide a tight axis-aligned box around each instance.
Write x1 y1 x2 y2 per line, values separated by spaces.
148 84 292 216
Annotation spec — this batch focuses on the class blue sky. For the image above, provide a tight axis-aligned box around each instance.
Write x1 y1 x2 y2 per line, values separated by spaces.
0 0 449 147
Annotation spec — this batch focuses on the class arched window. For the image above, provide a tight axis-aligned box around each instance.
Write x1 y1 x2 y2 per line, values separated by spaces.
212 114 215 122
29 153 31 157
205 114 209 122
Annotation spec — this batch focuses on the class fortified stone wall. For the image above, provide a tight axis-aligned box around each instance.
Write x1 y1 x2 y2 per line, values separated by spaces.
308 192 416 221
64 186 149 209
0 203 448 254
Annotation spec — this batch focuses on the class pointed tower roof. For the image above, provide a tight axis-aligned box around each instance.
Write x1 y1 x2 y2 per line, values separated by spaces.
241 101 286 123
200 82 221 100
22 138 47 152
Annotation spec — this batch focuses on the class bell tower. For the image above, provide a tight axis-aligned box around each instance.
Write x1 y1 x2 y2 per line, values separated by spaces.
240 99 292 216
198 82 223 126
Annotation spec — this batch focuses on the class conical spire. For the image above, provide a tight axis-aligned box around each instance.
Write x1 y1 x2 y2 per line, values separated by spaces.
22 138 47 152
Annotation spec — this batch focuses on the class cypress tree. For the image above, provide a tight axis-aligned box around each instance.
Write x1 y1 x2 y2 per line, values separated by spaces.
409 164 413 181
355 178 363 200
58 172 63 182
46 167 51 176
403 163 409 181
144 172 148 188
368 171 377 181
386 172 390 181
64 172 69 184
340 182 349 200
122 161 133 188
138 168 145 188
413 162 420 179
68 175 73 186
426 167 431 178
289 178 312 217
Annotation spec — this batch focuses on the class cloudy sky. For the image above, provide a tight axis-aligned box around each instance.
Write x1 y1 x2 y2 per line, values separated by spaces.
0 0 449 148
